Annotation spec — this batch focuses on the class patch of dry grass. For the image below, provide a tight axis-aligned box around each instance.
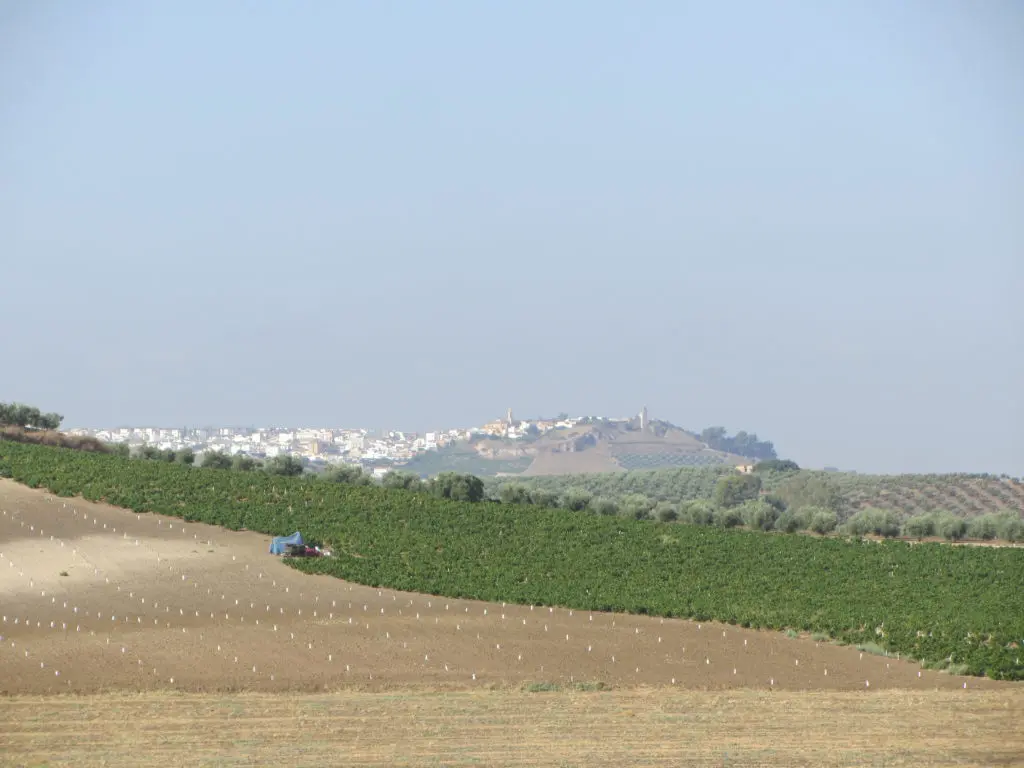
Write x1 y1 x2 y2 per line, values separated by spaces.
1 688 1022 767
0 427 108 453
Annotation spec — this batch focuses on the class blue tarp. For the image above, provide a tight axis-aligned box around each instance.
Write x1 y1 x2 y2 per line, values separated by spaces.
269 531 304 555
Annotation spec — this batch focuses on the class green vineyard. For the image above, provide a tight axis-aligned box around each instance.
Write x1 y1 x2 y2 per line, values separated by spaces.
2 441 1023 679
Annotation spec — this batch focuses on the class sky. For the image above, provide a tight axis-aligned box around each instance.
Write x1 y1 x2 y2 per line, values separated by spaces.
1 1 1021 475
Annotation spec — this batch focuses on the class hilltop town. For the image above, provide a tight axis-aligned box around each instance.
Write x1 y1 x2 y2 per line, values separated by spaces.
66 410 615 476
64 408 776 478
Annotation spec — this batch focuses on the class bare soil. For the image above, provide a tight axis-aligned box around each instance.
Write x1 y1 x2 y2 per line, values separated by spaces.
524 444 624 475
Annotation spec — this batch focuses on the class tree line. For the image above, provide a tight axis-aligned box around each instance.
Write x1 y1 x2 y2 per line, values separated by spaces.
699 426 777 460
0 402 63 431
120 444 1021 542
115 443 488 503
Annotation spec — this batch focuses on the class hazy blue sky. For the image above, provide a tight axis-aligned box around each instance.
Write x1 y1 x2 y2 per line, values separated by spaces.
2 1 1021 474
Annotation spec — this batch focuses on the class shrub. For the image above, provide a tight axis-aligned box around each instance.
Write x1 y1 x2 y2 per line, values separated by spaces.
175 448 196 466
967 510 1023 542
201 451 233 470
737 499 779 531
856 642 888 656
619 494 653 520
382 471 426 493
430 472 485 503
560 487 593 512
678 500 715 526
933 513 967 541
231 454 261 472
572 681 607 691
773 473 842 514
999 515 1024 542
774 510 804 533
713 474 762 508
654 502 678 523
845 508 900 538
592 497 620 516
264 455 305 477
714 506 744 528
498 483 532 505
528 489 559 508
106 442 131 458
808 508 839 535
323 465 374 486
524 681 560 692
967 514 1000 540
903 513 936 539
754 459 800 473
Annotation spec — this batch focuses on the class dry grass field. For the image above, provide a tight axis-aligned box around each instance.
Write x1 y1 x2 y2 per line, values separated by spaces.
1 478 1022 766
3 689 1023 767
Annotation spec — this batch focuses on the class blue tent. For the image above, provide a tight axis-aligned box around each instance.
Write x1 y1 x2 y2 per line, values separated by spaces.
269 531 304 555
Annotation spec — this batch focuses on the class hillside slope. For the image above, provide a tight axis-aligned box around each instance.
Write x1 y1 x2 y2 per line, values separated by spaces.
2 440 1023 679
7 477 1000 697
490 466 1024 522
399 420 746 477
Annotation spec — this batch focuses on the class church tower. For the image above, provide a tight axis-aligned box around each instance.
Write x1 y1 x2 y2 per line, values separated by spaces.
506 407 514 426
639 405 648 431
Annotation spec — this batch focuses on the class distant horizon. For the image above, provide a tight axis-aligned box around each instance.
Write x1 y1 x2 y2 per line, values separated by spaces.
65 409 679 435
68 409 623 427
59 411 1018 477
3 2 1020 477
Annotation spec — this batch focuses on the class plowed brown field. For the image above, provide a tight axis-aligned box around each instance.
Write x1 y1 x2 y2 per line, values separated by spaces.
2 478 1021 766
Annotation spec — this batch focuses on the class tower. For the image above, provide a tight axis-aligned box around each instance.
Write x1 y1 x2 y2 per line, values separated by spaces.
506 408 514 426
639 405 648 431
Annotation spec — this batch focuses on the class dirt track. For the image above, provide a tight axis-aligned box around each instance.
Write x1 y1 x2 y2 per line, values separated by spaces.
1 479 1013 695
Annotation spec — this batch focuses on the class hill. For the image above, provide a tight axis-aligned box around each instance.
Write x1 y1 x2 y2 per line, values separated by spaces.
398 419 748 477
2 440 1022 679
393 440 533 476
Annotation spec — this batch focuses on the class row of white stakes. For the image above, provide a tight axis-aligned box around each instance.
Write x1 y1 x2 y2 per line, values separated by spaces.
31 499 709 640
11 501 859 658
0 547 318 686
2 509 505 684
6 497 965 689
0 508 289 686
6 507 790 671
48 505 668 665
3 532 650 687
6 501 894 664
75 504 930 680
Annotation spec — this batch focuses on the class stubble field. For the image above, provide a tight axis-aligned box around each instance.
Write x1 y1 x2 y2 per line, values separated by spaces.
1 479 1021 766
